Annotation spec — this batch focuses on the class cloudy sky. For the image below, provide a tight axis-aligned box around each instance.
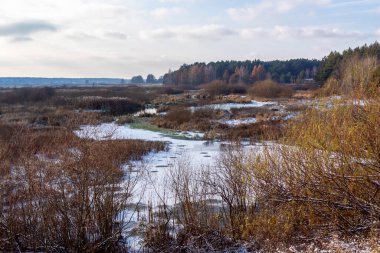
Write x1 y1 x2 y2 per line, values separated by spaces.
0 0 379 78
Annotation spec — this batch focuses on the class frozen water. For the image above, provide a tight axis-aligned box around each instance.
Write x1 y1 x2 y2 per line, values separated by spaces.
191 100 276 112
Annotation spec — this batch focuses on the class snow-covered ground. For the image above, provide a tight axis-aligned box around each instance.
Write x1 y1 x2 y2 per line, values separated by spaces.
191 100 277 112
76 123 224 205
76 122 269 217
133 108 157 116
75 123 267 250
221 117 258 126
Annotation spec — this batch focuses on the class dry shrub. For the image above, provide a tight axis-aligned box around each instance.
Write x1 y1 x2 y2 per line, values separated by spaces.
245 96 380 247
154 108 219 131
116 116 134 125
340 55 378 96
242 202 317 247
156 107 192 129
27 109 102 128
371 65 380 90
230 106 271 116
0 87 56 104
184 109 220 131
77 97 143 116
284 103 308 112
0 125 165 252
202 81 247 97
162 86 185 95
143 159 238 252
319 56 380 97
147 96 380 251
249 80 294 98
221 120 284 142
58 85 165 104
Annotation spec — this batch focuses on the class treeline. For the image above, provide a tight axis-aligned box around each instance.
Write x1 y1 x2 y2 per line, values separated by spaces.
131 74 163 84
317 42 380 97
316 41 380 84
163 59 320 87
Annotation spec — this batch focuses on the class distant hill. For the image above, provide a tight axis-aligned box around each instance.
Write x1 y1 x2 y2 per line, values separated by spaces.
0 77 131 88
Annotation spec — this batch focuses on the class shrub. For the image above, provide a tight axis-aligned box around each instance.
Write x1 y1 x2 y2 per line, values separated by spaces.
0 126 166 252
0 87 56 104
247 97 380 244
163 86 185 95
154 108 220 131
319 56 379 97
77 98 143 116
370 65 380 93
202 81 247 97
221 120 284 142
155 107 192 129
249 80 294 98
145 95 380 251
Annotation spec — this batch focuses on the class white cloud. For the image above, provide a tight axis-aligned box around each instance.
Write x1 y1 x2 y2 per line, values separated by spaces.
295 27 364 39
0 20 57 37
159 0 194 2
151 7 184 18
0 0 375 77
227 0 330 21
240 26 366 40
240 27 266 38
104 32 128 40
140 24 237 41
141 24 371 42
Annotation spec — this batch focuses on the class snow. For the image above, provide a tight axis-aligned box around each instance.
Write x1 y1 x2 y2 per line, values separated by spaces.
353 100 366 106
75 123 204 142
75 123 267 250
75 123 222 205
283 113 297 121
221 118 257 126
191 100 277 112
133 108 157 116
75 123 264 207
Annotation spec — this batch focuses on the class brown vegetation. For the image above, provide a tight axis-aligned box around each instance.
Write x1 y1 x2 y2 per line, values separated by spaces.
201 81 247 97
220 120 284 142
319 56 380 97
154 107 224 132
0 87 56 104
0 124 165 252
249 80 294 98
143 94 380 251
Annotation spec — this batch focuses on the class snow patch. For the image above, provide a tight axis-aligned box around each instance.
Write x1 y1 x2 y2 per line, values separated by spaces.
191 100 277 112
221 118 257 126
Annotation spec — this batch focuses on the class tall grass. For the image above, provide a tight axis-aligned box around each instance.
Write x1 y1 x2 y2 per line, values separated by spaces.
320 55 380 97
143 95 380 251
0 125 165 252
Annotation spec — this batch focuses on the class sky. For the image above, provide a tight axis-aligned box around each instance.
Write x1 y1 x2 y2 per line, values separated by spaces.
0 0 379 78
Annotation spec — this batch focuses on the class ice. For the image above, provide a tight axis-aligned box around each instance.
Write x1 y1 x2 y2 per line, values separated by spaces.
75 122 267 250
191 100 277 112
133 108 158 116
75 123 264 207
221 118 257 126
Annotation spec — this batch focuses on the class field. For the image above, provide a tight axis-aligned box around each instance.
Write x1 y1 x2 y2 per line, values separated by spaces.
0 75 379 252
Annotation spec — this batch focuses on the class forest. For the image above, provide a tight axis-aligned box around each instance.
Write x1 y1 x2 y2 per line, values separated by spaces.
316 42 380 83
162 42 380 89
163 59 320 87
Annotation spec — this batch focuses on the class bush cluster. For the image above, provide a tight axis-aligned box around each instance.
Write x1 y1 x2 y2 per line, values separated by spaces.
249 80 294 98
